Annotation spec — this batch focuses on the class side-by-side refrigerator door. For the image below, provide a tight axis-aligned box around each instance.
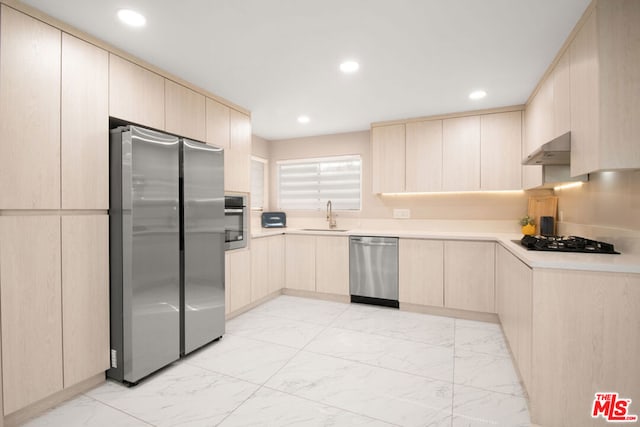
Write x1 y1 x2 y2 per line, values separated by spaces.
181 139 225 355
120 126 180 384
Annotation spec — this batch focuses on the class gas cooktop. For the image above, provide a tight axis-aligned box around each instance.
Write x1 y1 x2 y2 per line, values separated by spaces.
517 235 620 254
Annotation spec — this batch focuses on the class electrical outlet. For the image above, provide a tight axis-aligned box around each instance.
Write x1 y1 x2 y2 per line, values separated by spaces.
393 209 410 219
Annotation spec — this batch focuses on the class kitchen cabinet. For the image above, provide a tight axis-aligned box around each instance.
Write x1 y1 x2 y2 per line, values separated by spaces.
0 6 61 209
530 269 640 427
250 238 269 301
226 110 252 193
523 75 553 190
315 236 349 296
480 112 522 190
226 249 252 314
267 235 285 294
0 216 63 415
371 124 405 193
61 216 110 388
442 116 480 191
405 120 443 192
399 239 444 307
552 51 571 137
285 235 316 291
165 79 206 142
444 241 495 313
109 53 165 130
61 34 109 210
205 98 230 149
496 246 532 391
570 1 640 175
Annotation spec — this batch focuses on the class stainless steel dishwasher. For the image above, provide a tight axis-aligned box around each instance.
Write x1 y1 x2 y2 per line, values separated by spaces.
349 236 399 308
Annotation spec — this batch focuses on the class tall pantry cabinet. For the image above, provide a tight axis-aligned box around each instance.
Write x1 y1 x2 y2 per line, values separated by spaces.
0 4 109 419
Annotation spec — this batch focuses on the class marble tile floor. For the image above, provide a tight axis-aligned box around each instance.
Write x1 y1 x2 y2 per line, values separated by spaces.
25 295 530 427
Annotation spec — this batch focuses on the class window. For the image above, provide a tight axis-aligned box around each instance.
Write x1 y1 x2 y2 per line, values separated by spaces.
251 157 267 210
277 155 361 210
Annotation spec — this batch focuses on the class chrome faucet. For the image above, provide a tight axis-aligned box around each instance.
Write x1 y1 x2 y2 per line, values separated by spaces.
326 200 337 229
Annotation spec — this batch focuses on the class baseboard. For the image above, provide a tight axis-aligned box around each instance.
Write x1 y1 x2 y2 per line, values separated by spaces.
399 302 500 323
282 288 350 303
225 289 283 320
4 373 105 427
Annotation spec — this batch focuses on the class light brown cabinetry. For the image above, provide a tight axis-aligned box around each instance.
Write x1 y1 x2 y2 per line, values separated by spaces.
61 34 109 210
226 249 252 313
285 235 316 291
444 241 495 313
371 124 405 193
495 246 532 391
226 110 252 192
442 116 481 191
399 239 444 306
405 120 443 192
205 98 230 149
530 269 640 427
250 238 269 301
552 51 571 137
61 216 110 388
267 235 285 294
315 236 349 296
480 112 522 190
165 80 206 142
0 216 63 415
0 5 61 209
109 54 165 130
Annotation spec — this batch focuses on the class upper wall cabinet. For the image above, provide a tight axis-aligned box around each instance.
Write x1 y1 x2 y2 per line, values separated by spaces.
0 6 61 209
165 80 206 142
226 110 252 193
442 116 481 191
206 98 231 149
109 54 165 130
569 1 640 176
405 120 442 192
61 34 109 210
481 112 522 191
371 124 406 193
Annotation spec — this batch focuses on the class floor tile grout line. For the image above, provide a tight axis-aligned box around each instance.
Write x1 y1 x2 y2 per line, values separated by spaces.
80 392 158 426
213 383 265 427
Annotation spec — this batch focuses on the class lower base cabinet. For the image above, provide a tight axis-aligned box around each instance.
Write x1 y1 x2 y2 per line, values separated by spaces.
250 235 285 302
399 239 444 306
226 249 251 314
444 241 496 313
315 236 349 295
285 235 316 291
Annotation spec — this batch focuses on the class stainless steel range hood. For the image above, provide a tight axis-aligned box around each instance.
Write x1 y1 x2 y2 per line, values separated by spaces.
523 131 571 165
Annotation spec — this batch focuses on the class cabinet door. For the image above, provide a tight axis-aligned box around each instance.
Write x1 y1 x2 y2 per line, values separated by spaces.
570 10 599 177
206 98 230 149
371 124 405 193
553 51 571 137
165 80 206 141
405 120 442 192
316 236 349 296
0 6 61 209
250 238 269 302
285 235 316 291
480 112 522 190
399 239 444 307
61 34 109 210
268 235 285 294
442 116 480 191
0 216 63 414
444 241 495 313
226 110 252 192
227 250 252 313
109 54 165 130
61 215 110 388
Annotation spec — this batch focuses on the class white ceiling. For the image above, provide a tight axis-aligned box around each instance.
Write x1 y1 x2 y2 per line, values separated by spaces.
21 0 590 141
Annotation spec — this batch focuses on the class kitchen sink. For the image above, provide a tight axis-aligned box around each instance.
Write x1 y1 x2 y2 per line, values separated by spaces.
300 228 349 232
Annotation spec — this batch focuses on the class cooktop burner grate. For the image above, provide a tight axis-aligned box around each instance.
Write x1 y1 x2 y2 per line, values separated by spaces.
518 235 620 254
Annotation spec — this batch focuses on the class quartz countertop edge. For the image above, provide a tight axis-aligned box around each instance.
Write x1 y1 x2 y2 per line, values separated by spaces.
252 228 640 274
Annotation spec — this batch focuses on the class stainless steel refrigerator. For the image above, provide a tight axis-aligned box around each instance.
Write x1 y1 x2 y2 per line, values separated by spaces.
108 125 225 385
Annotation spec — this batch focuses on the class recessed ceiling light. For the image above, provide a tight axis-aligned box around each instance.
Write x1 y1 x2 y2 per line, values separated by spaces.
469 90 487 100
117 9 146 27
297 115 310 124
339 61 360 74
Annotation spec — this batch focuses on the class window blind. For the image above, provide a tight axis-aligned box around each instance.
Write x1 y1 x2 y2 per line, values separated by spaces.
277 156 361 210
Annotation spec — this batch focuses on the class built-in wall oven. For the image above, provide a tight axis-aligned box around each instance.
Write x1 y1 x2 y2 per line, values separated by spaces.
224 194 248 250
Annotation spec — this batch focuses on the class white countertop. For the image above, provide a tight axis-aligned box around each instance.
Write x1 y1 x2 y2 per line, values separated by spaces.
253 227 640 274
